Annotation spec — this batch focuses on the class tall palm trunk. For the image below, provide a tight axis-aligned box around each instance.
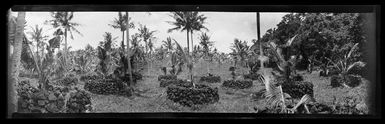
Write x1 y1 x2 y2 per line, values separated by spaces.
187 30 190 53
64 28 68 74
8 12 25 117
191 31 194 54
257 12 263 68
126 12 134 87
122 31 125 51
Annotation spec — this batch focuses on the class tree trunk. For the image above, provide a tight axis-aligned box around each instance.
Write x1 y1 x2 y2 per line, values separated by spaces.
8 12 25 118
257 12 263 68
187 30 190 53
64 28 68 74
191 31 194 53
122 31 125 51
126 12 134 87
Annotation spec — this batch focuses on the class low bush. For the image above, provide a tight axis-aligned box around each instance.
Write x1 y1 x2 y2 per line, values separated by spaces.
166 83 219 107
66 88 92 113
331 75 361 88
17 80 68 113
222 80 253 89
84 78 132 96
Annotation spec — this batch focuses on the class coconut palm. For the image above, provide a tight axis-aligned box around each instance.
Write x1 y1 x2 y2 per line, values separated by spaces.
168 12 207 53
109 12 135 51
8 12 25 117
45 12 83 70
256 12 264 68
190 11 208 51
28 25 48 67
138 24 156 55
125 12 134 88
199 32 214 74
162 37 175 56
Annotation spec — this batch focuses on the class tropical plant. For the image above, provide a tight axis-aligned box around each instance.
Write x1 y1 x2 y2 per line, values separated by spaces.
28 25 48 66
109 12 135 52
190 11 208 51
168 12 207 53
259 73 315 114
138 24 156 55
162 37 175 56
327 43 365 76
267 35 298 82
45 12 83 73
199 32 214 74
230 39 249 67
97 32 116 77
173 40 195 87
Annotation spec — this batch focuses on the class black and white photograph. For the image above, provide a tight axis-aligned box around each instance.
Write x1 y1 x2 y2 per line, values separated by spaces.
6 5 380 118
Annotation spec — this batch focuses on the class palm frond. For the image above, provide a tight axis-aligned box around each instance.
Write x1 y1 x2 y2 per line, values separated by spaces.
347 43 359 59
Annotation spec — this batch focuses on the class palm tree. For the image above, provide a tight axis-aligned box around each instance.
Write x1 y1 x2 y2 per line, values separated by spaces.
45 12 83 67
28 25 48 68
167 12 192 53
162 37 174 56
8 12 25 117
138 24 156 55
190 11 208 51
125 12 134 88
256 12 263 68
199 32 214 74
109 12 135 51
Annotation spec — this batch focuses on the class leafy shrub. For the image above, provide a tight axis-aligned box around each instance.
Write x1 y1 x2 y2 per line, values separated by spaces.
200 74 221 83
166 83 219 107
17 81 68 113
222 80 253 89
158 74 177 81
66 88 92 113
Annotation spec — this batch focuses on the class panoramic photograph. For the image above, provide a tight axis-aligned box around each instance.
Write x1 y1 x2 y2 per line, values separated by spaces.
7 6 377 117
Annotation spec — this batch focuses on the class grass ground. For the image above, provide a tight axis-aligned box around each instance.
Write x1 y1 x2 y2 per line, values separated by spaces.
20 59 370 113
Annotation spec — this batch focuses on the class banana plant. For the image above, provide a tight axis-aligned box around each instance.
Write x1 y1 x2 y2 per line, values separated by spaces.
173 39 196 88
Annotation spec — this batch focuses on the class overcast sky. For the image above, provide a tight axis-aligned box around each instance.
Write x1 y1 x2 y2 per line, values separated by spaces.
11 12 288 53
